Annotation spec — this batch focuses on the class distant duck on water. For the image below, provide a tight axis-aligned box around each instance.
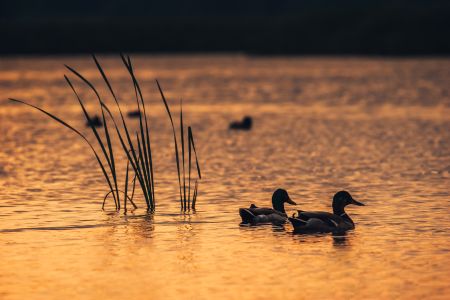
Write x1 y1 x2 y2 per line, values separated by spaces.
229 116 252 130
288 191 365 233
239 189 297 225
127 110 141 118
86 115 103 128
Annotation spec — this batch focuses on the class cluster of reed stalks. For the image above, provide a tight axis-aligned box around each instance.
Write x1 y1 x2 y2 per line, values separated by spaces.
10 54 201 212
158 82 202 211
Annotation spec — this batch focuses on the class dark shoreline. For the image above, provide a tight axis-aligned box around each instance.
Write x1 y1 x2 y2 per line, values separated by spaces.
1 53 450 59
1 14 449 55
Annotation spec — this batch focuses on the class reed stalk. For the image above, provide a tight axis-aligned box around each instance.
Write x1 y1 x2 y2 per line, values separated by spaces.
180 99 187 210
157 87 202 211
156 80 183 208
188 126 202 210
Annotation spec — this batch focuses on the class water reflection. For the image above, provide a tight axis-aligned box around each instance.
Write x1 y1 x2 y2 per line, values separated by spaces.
102 211 156 240
272 224 287 233
332 232 350 248
175 212 199 272
127 213 155 239
291 231 352 249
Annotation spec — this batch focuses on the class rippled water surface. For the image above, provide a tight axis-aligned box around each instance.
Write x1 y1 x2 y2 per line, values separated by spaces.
0 56 449 299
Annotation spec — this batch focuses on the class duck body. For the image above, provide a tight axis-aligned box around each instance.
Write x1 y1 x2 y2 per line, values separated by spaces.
240 204 288 226
239 189 296 225
229 116 252 130
289 191 364 233
86 115 103 128
127 110 141 118
289 211 355 233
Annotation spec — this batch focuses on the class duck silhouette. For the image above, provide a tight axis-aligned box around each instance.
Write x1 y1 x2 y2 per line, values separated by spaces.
288 191 364 233
85 115 103 128
127 110 141 118
239 189 297 225
229 116 252 130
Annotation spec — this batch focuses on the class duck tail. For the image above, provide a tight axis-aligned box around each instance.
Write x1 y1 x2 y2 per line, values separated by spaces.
239 208 256 224
288 217 307 229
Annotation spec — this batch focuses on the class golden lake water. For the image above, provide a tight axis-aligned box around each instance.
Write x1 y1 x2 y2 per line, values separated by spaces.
0 55 449 299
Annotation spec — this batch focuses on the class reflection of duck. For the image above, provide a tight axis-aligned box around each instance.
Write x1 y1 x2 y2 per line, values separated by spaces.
239 189 297 225
127 110 141 118
86 115 103 128
289 191 364 233
229 116 252 130
332 233 349 247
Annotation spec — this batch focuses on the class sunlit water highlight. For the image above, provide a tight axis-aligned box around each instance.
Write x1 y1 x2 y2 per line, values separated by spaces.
0 56 449 299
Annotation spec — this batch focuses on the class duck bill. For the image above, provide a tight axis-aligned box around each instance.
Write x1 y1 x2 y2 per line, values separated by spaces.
351 198 365 206
286 197 297 205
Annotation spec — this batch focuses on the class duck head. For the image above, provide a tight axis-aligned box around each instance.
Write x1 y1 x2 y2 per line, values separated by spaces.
332 191 364 215
243 116 252 127
272 189 296 213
